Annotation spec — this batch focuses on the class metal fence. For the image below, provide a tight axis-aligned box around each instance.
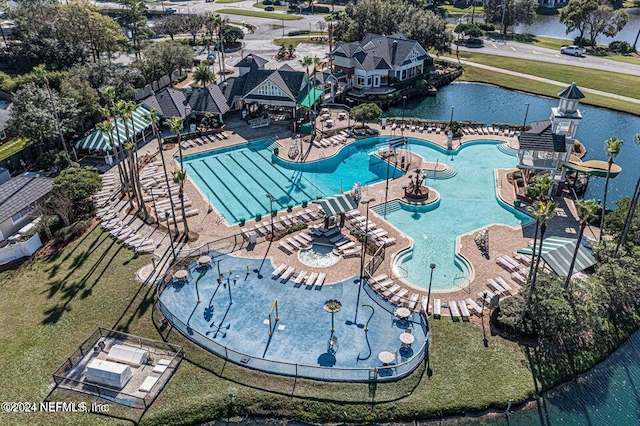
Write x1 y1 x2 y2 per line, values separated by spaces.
157 299 427 382
51 328 183 409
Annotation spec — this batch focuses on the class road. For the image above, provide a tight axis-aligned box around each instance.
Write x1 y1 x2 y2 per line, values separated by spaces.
457 39 640 76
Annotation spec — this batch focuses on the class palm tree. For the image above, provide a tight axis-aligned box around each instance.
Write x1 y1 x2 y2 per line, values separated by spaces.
564 199 598 290
522 200 557 318
124 101 149 220
115 100 143 212
599 137 624 242
299 55 313 77
33 64 71 162
311 56 323 112
143 109 179 236
212 14 229 77
616 133 640 254
193 63 215 87
525 174 553 283
166 117 189 237
101 88 129 196
96 120 126 198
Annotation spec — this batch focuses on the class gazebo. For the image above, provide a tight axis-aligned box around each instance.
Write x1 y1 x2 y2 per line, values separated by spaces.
314 193 358 228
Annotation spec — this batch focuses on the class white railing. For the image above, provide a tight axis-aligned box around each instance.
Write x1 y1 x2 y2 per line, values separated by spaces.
0 233 42 266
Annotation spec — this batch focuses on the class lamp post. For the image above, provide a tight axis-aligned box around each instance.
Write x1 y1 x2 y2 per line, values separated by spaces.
426 263 436 316
358 198 376 287
165 211 176 260
266 193 276 239
522 102 530 132
450 106 455 125
401 95 407 137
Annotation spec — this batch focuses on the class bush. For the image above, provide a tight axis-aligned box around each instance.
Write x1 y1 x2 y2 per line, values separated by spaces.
493 295 532 337
262 0 273 4
574 36 595 47
53 219 92 245
609 41 634 54
312 5 330 13
288 29 310 36
477 23 495 31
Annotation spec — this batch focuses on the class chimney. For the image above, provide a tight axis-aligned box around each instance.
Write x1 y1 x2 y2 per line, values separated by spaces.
391 40 398 64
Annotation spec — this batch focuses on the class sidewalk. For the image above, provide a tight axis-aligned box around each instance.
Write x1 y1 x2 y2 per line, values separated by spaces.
443 57 640 105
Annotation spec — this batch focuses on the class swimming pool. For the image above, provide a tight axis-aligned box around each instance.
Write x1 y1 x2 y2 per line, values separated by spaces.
181 138 404 224
373 139 533 292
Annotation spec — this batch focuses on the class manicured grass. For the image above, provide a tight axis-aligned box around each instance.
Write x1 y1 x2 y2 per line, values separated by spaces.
216 8 303 20
456 51 640 102
274 33 328 48
456 62 640 116
0 137 28 161
440 4 484 16
0 226 537 426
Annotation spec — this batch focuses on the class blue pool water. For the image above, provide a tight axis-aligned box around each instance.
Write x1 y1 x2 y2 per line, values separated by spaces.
374 140 532 291
181 138 404 224
158 252 427 376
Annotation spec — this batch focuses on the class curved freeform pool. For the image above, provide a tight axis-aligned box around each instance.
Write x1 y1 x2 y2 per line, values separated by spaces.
373 139 533 292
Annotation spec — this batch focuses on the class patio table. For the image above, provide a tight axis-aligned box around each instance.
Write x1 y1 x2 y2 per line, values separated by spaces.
399 333 415 347
378 351 395 365
395 307 411 319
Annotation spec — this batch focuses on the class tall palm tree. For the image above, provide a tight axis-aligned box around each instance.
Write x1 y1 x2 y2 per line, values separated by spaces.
143 109 179 236
212 14 229 77
124 101 149 220
311 56 323 112
299 55 313 78
599 137 624 241
33 64 71 162
525 174 553 283
101 88 129 196
616 133 640 254
96 120 126 198
564 199 598 290
115 100 140 211
166 117 189 237
193 63 215 87
522 200 557 318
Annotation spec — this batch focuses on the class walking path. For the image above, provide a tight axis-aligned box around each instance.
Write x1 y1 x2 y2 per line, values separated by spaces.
444 57 640 105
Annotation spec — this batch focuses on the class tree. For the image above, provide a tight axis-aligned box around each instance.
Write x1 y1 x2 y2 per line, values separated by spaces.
565 199 599 290
53 167 102 206
101 87 130 198
585 5 628 45
599 137 624 241
559 0 599 47
46 189 75 227
60 75 102 133
183 14 207 43
144 109 178 235
154 15 187 41
166 117 189 237
455 23 484 40
299 55 313 78
119 0 150 59
134 41 194 84
193 63 215 87
343 0 451 53
483 0 537 35
222 25 244 44
96 119 127 198
617 133 640 254
349 103 382 127
9 83 80 151
525 174 554 283
316 20 327 37
34 65 73 161
69 62 144 101
212 15 230 76
522 200 557 318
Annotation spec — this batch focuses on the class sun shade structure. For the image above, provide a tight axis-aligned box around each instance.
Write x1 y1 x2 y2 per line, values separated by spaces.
315 193 358 217
298 87 323 108
75 106 152 151
563 154 622 178
517 236 597 277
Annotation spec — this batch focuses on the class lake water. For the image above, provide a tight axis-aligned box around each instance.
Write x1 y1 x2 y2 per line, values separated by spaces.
385 82 640 208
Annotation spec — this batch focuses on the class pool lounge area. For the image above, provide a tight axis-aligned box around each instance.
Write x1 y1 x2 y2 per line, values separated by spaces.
158 252 428 381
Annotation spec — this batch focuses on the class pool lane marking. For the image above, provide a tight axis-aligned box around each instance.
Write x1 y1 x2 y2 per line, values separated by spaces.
186 162 240 222
244 150 316 202
254 149 329 199
214 155 272 212
201 160 254 219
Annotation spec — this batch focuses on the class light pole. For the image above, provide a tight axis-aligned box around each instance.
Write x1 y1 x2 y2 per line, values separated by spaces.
358 198 376 287
522 102 530 132
426 263 436 316
266 193 276 239
165 211 176 260
450 106 455 125
401 95 407 138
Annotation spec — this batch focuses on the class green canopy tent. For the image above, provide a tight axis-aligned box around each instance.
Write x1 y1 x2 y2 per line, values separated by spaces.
314 193 358 227
298 87 323 109
518 236 597 277
75 105 152 152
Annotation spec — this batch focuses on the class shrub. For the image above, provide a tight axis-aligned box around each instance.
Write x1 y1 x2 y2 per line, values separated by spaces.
288 29 310 36
53 219 92 245
262 0 273 4
312 5 330 13
574 36 595 47
477 23 495 31
609 41 634 54
255 213 262 221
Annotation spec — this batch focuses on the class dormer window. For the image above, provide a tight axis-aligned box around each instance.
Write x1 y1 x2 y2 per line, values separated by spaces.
409 49 419 61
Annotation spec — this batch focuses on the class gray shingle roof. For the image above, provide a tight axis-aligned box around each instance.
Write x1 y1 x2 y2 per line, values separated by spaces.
332 34 428 72
557 82 585 100
219 75 246 107
0 175 53 224
519 121 566 152
242 68 306 102
0 100 12 131
188 85 231 115
233 53 269 69
141 88 189 120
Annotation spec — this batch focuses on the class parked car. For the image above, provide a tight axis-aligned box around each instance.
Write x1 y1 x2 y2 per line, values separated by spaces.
264 6 275 11
560 45 586 57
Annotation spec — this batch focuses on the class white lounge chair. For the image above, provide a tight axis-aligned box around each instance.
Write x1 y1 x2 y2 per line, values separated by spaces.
457 300 470 319
306 272 318 286
465 298 483 315
279 241 294 253
495 276 514 293
316 272 326 286
433 299 441 318
390 288 409 304
294 270 308 284
272 263 288 276
487 278 506 294
449 300 460 318
280 266 295 280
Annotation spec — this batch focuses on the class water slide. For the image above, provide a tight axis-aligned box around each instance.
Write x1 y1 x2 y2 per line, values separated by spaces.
563 154 622 178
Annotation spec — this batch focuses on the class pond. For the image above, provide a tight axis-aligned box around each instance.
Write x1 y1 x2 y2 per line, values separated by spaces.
385 82 640 208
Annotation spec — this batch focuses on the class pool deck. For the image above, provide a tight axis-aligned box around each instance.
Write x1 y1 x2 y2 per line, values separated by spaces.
128 111 592 315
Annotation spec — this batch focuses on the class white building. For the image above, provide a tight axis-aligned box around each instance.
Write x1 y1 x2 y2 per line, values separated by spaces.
331 34 430 93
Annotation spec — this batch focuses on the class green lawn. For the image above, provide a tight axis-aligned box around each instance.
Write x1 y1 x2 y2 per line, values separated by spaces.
0 226 538 426
0 138 28 161
456 62 640 116
441 4 484 16
216 8 303 20
456 51 640 102
274 33 328 48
